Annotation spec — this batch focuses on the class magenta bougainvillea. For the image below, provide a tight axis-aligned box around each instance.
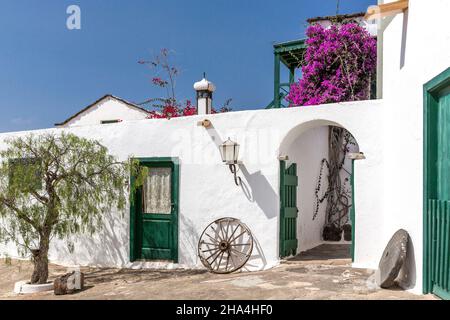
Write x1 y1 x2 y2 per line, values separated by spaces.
146 100 196 119
287 23 377 106
147 100 231 119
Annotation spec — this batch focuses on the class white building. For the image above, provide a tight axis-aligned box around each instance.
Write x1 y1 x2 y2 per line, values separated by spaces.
54 94 149 127
1 0 449 297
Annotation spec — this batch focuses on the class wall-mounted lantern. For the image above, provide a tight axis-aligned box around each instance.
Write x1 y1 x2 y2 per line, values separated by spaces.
219 138 241 186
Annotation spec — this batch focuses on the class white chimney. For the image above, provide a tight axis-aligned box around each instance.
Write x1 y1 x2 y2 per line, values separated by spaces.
194 75 215 115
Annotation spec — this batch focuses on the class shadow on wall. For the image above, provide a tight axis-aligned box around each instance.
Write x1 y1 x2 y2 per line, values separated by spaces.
238 165 278 220
400 9 409 69
243 232 268 271
203 124 278 220
50 209 129 268
179 214 200 266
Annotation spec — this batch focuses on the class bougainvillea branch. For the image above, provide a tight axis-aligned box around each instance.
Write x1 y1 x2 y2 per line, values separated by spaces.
138 48 232 119
287 23 377 106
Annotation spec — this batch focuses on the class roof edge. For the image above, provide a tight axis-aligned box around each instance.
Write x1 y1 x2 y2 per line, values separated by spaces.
307 12 366 24
54 94 149 126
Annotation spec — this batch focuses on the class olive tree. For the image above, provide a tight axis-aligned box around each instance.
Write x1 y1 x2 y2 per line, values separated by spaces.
0 132 140 284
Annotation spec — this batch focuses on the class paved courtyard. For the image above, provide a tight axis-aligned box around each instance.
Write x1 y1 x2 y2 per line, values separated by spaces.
0 245 437 300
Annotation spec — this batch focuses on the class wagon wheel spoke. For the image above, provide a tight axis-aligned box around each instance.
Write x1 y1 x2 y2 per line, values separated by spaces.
225 251 230 272
230 248 248 257
205 249 221 261
215 252 225 271
226 223 240 243
228 249 237 269
201 242 218 246
229 230 247 244
209 226 221 239
202 247 219 253
210 250 222 265
225 219 230 240
205 233 220 244
218 220 226 241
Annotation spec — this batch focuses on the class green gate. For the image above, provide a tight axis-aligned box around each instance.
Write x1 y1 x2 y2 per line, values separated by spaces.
279 160 299 258
350 160 356 262
424 67 450 299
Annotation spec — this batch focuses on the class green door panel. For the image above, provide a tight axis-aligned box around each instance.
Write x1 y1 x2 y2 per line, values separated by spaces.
424 68 450 299
142 219 171 248
130 158 179 262
437 94 450 199
279 160 299 258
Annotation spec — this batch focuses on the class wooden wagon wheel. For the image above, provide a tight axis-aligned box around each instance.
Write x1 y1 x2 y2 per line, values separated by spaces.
198 217 253 274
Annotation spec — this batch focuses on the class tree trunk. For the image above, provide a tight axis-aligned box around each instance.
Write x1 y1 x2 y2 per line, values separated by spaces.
31 235 50 284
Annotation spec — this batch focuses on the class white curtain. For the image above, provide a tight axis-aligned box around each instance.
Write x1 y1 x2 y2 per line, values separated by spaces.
143 167 172 214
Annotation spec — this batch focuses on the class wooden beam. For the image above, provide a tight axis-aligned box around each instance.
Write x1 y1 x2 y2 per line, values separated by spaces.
365 0 409 21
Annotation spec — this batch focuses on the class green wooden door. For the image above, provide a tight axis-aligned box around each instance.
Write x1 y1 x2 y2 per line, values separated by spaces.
428 93 450 299
424 69 450 299
279 160 299 258
130 158 179 262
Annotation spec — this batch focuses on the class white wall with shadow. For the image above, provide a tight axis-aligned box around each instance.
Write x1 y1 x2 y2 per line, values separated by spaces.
48 207 130 268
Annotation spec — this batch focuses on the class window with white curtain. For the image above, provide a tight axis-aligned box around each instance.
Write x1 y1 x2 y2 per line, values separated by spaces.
142 167 172 214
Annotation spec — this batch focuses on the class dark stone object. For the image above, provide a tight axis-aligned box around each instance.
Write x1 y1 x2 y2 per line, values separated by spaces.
54 271 84 295
376 229 409 289
322 224 342 241
342 224 352 241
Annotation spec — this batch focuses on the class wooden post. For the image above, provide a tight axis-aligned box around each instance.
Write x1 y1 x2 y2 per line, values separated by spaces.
274 53 281 108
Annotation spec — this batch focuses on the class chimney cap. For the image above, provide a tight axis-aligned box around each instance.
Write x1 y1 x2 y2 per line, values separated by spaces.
194 76 216 92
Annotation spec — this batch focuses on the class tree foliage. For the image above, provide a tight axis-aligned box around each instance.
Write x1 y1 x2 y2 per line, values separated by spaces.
0 132 140 283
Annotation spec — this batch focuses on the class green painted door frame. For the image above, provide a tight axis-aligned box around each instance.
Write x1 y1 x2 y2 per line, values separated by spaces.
350 160 356 262
423 67 450 299
130 157 179 263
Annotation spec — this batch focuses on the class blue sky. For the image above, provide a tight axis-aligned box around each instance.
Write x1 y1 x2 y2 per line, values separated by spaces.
0 0 375 133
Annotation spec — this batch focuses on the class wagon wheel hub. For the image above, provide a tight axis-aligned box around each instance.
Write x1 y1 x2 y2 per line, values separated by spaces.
219 240 229 252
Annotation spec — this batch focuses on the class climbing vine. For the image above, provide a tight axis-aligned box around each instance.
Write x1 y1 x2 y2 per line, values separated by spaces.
313 126 356 240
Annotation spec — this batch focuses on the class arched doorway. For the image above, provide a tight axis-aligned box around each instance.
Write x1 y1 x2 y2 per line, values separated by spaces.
279 120 360 261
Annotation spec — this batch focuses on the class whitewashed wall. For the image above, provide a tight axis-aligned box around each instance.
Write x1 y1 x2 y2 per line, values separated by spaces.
0 100 384 273
374 0 450 293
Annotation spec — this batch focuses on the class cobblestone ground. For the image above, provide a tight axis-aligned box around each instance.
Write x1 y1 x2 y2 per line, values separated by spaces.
0 245 437 300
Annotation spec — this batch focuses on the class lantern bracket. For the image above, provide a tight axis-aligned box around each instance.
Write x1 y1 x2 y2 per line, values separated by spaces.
226 161 242 186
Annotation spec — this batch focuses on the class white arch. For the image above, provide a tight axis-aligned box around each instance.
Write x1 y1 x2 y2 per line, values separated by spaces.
279 119 360 155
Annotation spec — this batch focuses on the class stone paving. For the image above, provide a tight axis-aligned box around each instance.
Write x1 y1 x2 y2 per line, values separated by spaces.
0 244 437 300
